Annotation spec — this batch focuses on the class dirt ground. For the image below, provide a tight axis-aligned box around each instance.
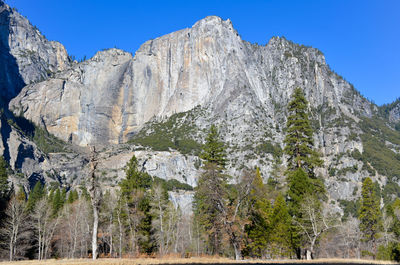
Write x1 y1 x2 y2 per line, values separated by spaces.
0 257 398 265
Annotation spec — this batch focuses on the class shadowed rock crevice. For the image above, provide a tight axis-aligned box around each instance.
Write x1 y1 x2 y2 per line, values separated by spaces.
15 143 34 169
28 172 44 190
0 113 11 163
0 3 25 106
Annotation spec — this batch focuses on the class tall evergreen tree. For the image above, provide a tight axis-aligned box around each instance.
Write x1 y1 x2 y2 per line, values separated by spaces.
245 169 272 258
286 168 312 217
200 124 227 169
359 177 382 257
284 88 325 213
51 188 65 216
270 193 293 258
283 88 325 259
284 88 322 174
0 156 9 224
120 155 151 196
0 156 9 200
119 154 154 254
193 125 228 255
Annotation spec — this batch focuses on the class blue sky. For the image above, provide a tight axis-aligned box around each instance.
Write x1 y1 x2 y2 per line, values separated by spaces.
6 0 400 105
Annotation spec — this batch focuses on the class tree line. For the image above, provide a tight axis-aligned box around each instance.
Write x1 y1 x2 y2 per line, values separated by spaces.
0 88 400 261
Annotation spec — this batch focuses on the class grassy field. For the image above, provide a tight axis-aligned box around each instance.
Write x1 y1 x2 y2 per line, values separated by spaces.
0 258 398 265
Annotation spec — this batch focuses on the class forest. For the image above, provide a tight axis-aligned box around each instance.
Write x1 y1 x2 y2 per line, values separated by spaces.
0 88 399 262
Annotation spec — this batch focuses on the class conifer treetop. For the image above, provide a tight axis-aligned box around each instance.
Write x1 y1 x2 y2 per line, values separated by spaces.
284 87 322 175
200 125 227 169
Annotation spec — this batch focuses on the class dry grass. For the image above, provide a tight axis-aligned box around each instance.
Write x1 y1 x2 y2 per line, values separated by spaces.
0 257 398 265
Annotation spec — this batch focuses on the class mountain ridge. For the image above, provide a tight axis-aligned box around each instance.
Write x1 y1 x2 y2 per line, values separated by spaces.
9 15 372 147
0 3 399 214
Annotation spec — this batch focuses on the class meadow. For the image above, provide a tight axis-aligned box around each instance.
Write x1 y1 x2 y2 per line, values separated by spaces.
0 258 398 265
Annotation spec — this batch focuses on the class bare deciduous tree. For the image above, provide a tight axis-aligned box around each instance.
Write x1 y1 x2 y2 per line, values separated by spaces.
114 193 126 258
319 216 362 259
57 198 91 258
223 171 254 260
100 191 117 257
295 196 337 260
32 198 60 260
0 195 31 261
125 190 145 256
150 183 168 256
381 210 395 247
87 146 101 260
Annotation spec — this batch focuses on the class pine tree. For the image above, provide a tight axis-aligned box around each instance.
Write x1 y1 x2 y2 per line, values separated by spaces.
0 156 9 199
120 155 151 196
0 156 9 223
286 168 312 217
270 193 293 258
26 182 45 212
61 188 67 204
67 190 79 204
245 169 272 258
119 154 154 254
193 125 228 255
284 88 322 174
284 88 324 214
283 88 326 259
359 177 382 257
200 124 227 169
51 188 64 216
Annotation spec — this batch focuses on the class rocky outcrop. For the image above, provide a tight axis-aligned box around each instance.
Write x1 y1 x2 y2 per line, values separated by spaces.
3 7 400 214
10 16 372 148
0 1 73 191
0 1 70 104
389 101 400 124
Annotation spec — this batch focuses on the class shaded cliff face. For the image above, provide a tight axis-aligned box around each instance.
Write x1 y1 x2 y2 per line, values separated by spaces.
389 101 400 124
10 16 372 147
0 1 73 191
0 1 69 105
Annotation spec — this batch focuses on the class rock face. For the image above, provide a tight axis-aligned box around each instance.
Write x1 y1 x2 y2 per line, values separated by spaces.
389 101 400 124
10 16 371 148
2 6 400 213
0 1 73 191
0 1 70 104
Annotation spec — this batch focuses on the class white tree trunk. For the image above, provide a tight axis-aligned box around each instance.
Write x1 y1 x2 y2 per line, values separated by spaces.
233 242 241 260
306 249 312 260
88 146 100 260
92 206 98 260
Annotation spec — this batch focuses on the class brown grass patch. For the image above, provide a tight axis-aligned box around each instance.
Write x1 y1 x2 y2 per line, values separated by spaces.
0 257 398 265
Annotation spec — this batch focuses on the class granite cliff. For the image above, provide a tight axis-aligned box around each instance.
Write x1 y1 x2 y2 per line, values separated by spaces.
1 3 400 213
0 1 69 105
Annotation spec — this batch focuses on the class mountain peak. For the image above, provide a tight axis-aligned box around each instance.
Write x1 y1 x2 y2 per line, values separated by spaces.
192 16 235 31
193 16 223 25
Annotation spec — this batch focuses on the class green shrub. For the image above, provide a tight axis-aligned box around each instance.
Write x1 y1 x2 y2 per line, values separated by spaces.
255 140 282 158
382 180 400 205
376 243 400 261
328 167 336 177
129 109 202 155
11 114 67 154
349 117 400 180
336 165 358 176
361 132 400 179
339 199 360 220
153 176 193 191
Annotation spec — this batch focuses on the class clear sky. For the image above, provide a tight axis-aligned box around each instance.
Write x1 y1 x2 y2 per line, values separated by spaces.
6 0 400 105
